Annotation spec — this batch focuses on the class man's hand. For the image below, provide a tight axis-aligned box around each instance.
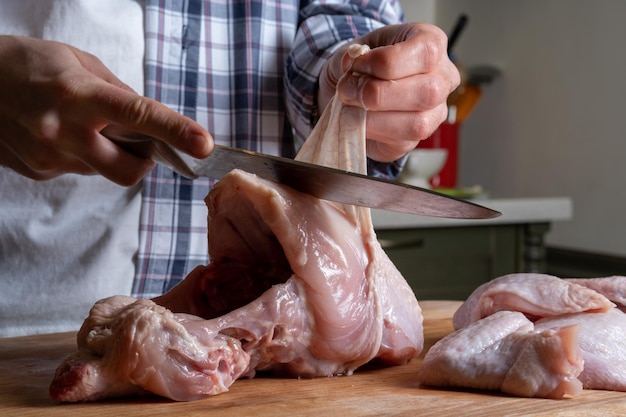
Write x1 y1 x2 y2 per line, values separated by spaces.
0 36 213 186
318 23 460 163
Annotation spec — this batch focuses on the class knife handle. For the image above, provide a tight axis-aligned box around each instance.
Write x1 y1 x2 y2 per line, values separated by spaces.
100 126 198 179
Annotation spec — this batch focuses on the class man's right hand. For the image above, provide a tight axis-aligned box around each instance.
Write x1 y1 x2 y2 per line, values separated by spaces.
0 36 213 186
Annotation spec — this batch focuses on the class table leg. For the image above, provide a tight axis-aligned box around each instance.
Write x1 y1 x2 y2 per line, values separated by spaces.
523 222 551 273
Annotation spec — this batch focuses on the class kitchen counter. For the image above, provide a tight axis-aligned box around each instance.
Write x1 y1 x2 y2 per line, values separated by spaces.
1 300 625 417
372 198 573 299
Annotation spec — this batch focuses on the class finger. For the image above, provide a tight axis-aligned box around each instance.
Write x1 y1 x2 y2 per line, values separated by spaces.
0 144 95 180
351 23 450 80
69 129 157 186
366 139 416 164
0 122 95 178
80 82 213 158
337 72 452 112
1 116 149 184
365 103 448 148
0 141 65 180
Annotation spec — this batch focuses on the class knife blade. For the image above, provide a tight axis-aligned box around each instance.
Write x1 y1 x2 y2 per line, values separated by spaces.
102 126 500 219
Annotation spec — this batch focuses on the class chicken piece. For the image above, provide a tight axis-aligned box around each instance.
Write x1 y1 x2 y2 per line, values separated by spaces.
50 44 423 402
450 273 626 395
535 308 626 391
564 276 626 311
419 311 584 399
50 296 249 402
453 273 614 330
156 169 422 377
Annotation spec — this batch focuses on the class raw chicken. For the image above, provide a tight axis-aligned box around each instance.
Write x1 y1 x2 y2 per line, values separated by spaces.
564 276 626 311
419 311 584 399
452 273 614 330
49 44 423 402
535 308 626 391
49 296 249 402
441 273 626 396
155 167 422 377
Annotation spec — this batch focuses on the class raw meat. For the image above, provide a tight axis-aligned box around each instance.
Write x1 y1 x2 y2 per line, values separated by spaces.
441 274 626 396
50 44 423 402
419 311 584 399
155 168 422 377
564 276 626 310
452 273 614 330
535 309 626 391
49 296 249 402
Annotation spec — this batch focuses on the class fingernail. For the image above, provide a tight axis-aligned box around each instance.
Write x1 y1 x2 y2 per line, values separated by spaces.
340 74 360 102
339 74 369 109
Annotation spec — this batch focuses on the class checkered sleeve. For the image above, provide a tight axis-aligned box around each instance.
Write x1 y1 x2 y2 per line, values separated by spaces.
284 0 404 149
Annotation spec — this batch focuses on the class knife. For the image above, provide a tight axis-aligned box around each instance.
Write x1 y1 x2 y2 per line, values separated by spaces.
102 126 500 219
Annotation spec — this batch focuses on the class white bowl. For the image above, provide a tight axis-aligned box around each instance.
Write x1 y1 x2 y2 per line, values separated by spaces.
399 149 448 189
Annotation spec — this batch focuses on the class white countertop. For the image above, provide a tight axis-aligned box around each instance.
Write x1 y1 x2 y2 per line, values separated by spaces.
372 197 573 230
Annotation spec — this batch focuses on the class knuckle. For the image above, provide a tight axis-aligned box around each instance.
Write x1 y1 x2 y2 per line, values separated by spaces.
121 96 153 126
28 112 62 142
362 78 384 110
449 64 462 91
419 36 443 69
117 96 191 145
395 139 419 157
410 106 448 141
419 76 449 110
53 72 90 109
408 114 433 141
426 24 448 47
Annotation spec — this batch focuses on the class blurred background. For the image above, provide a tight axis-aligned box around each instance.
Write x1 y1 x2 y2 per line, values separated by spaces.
402 0 626 274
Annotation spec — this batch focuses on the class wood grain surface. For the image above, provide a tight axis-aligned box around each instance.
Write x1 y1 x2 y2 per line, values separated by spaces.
1 300 626 417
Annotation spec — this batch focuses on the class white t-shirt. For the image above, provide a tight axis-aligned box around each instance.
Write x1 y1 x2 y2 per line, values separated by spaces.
0 0 145 337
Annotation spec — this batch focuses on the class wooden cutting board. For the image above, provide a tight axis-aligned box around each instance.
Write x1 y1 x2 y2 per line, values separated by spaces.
2 300 626 417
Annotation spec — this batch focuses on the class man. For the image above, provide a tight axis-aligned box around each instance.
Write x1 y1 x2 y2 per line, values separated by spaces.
0 0 459 337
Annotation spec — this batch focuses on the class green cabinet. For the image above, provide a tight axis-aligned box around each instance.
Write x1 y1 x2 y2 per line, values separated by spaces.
376 225 530 300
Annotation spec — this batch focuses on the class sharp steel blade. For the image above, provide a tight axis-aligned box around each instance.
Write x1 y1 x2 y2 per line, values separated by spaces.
188 146 500 219
101 126 500 219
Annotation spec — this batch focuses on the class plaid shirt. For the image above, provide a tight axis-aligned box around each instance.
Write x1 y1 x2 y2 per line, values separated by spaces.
133 0 405 298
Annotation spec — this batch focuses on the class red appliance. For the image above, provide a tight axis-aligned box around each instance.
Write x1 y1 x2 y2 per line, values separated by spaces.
417 122 459 189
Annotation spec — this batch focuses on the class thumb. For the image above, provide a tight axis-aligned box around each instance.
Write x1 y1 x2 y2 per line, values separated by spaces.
87 83 213 158
318 42 365 112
